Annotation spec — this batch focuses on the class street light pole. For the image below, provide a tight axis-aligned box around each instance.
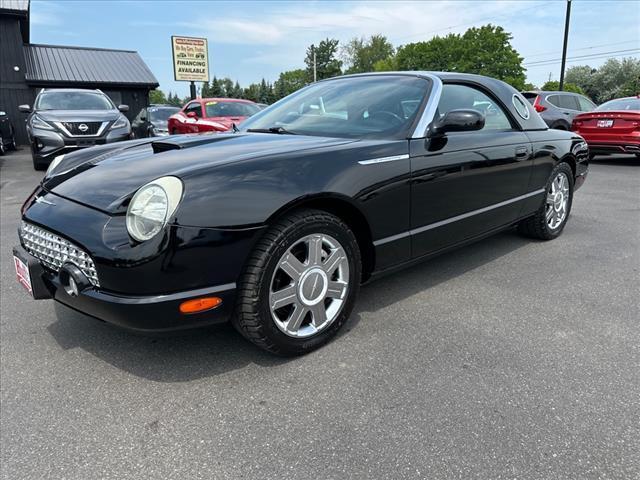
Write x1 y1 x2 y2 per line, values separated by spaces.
313 48 317 82
559 0 572 91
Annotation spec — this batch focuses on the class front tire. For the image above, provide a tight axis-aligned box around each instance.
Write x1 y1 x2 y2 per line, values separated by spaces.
233 209 361 356
518 162 574 240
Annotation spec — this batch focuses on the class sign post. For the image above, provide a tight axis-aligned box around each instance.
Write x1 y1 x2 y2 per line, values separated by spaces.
171 36 210 100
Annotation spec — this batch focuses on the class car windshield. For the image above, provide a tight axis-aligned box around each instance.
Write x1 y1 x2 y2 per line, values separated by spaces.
205 101 260 117
595 98 640 111
240 75 431 139
36 91 114 111
149 107 179 122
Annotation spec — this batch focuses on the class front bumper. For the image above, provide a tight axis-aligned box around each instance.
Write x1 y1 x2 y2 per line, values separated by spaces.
14 243 235 332
30 126 131 163
18 190 265 333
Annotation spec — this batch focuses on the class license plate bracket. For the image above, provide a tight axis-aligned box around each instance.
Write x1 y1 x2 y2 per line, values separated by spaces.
12 246 52 299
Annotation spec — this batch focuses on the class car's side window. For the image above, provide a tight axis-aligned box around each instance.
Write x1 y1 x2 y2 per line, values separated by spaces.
184 102 203 118
577 96 596 112
551 94 580 111
437 84 512 131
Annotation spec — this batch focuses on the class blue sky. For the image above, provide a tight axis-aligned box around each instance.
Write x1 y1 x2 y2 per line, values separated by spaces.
30 0 640 97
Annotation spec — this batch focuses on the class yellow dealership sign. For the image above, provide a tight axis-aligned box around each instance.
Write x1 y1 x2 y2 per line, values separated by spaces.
171 36 209 82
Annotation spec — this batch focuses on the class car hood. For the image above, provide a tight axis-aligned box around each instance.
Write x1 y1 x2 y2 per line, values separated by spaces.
35 109 122 122
44 133 356 213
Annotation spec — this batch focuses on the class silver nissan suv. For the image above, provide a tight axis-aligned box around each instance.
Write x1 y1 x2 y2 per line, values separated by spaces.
19 88 131 170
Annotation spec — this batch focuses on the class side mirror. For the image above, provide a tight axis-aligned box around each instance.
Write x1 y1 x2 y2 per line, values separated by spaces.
19 104 31 113
118 105 129 113
429 109 485 137
186 111 198 119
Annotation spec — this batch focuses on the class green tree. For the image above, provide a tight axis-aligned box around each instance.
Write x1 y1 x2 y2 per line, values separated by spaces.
392 25 526 89
221 78 235 97
233 81 243 99
373 57 398 72
305 38 342 81
166 92 183 107
149 89 167 104
565 58 640 103
395 33 464 71
342 34 395 74
274 69 308 99
540 80 584 94
209 76 224 97
201 81 211 98
243 83 260 102
459 25 525 89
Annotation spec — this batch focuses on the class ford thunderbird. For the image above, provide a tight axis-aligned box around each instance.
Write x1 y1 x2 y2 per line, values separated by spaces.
14 72 589 355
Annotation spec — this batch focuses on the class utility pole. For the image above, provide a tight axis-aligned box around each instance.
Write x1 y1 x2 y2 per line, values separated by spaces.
313 48 317 82
559 0 572 91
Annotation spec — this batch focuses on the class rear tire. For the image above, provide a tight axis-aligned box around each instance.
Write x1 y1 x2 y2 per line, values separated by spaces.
233 209 361 356
518 162 574 240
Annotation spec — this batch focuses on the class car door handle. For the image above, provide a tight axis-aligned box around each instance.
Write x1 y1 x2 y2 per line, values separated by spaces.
515 146 529 159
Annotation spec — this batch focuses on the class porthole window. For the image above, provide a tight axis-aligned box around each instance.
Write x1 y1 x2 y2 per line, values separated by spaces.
512 94 530 120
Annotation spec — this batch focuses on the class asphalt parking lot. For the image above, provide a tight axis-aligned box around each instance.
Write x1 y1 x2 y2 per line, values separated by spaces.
1 149 639 480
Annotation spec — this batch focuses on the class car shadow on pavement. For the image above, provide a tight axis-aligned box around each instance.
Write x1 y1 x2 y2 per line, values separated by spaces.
591 155 640 167
47 229 530 382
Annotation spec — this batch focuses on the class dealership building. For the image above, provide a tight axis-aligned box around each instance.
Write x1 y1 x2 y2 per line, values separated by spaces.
0 0 159 144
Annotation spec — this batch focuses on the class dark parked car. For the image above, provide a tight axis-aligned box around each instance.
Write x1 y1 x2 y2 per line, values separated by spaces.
0 109 17 155
14 72 589 355
131 105 179 138
19 88 131 170
522 90 596 130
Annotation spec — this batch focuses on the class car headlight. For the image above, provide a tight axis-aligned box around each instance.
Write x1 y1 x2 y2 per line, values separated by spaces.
110 115 129 130
126 176 183 242
45 154 65 177
32 115 54 130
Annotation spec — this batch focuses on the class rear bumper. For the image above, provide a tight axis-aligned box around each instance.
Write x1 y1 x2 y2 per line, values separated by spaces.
586 143 640 155
13 245 235 333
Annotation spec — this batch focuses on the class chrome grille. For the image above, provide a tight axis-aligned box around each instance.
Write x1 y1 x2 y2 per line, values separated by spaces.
19 221 100 287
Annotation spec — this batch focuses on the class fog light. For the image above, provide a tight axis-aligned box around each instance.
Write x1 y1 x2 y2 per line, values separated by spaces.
59 263 91 297
179 297 222 314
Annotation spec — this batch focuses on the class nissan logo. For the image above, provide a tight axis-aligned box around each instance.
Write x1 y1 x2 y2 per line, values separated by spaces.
78 123 89 132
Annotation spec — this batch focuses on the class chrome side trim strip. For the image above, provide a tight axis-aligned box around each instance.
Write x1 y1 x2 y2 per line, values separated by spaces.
358 154 409 165
373 188 546 246
410 73 443 139
90 282 238 305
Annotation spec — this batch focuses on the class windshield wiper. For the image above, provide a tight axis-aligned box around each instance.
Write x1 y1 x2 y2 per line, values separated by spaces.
246 126 297 135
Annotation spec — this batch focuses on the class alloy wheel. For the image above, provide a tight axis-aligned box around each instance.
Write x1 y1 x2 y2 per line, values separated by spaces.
546 171 570 230
269 233 349 338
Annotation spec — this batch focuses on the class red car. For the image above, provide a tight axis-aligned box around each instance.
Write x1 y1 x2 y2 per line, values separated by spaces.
572 95 640 158
168 98 261 134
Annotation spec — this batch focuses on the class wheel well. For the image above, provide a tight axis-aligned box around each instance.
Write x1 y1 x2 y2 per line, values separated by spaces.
561 155 576 177
268 197 375 281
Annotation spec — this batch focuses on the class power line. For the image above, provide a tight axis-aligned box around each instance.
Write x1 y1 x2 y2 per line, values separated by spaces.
525 51 640 68
524 48 640 66
522 40 639 59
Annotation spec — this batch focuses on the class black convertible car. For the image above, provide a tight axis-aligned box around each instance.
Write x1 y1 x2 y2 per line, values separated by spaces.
14 72 589 355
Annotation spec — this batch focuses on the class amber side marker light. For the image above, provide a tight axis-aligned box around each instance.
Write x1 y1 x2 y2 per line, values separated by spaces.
179 297 222 314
